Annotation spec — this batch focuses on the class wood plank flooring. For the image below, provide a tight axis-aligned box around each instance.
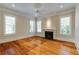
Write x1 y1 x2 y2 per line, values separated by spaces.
0 36 78 55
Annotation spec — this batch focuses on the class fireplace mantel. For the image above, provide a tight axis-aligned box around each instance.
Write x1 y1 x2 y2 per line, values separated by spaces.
43 28 55 32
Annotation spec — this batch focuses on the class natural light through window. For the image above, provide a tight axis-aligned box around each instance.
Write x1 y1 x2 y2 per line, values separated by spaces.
5 16 16 35
37 20 42 32
60 16 71 35
30 20 35 32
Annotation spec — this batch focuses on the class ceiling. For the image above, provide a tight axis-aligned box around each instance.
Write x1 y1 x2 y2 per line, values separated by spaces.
0 3 76 17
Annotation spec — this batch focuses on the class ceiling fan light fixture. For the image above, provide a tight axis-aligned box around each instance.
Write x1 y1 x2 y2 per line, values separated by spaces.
12 4 15 7
60 5 64 8
33 3 41 17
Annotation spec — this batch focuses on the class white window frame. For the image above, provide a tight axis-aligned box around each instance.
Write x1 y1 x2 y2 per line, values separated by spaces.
29 20 35 33
60 15 72 36
4 15 16 35
36 20 42 33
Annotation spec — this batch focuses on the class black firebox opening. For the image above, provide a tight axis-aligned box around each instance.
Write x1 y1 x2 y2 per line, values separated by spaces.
45 31 53 40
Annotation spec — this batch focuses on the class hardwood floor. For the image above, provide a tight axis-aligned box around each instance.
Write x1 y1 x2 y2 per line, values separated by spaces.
0 36 78 55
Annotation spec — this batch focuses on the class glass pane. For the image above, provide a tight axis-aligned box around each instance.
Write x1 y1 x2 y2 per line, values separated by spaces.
30 20 35 32
37 20 42 32
5 16 16 34
60 16 71 35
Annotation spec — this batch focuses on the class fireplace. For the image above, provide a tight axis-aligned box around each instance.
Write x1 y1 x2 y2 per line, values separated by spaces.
45 31 53 40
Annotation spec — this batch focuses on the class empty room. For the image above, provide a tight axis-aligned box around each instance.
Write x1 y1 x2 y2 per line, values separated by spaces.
0 3 79 55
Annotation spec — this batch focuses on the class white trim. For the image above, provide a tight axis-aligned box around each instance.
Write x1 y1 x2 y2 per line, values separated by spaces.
59 14 72 36
3 15 16 35
0 35 34 44
55 37 75 43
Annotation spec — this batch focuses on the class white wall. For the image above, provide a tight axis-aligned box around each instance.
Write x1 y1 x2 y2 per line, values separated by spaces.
55 10 75 42
75 4 79 53
0 6 34 44
0 6 76 44
37 9 75 43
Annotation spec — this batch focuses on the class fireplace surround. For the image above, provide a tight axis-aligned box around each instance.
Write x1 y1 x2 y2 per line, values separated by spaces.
45 31 53 40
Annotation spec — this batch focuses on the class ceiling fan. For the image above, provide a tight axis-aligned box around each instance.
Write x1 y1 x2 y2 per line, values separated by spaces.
33 3 42 18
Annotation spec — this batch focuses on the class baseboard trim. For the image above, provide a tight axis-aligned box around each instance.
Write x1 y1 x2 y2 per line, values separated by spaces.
53 39 74 44
36 36 75 44
0 35 34 44
0 35 75 45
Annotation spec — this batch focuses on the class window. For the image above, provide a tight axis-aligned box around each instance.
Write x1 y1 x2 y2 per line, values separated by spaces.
60 16 71 35
30 20 35 32
5 16 16 35
37 20 42 32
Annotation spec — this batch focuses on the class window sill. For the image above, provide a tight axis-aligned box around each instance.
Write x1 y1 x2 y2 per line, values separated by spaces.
4 33 16 36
